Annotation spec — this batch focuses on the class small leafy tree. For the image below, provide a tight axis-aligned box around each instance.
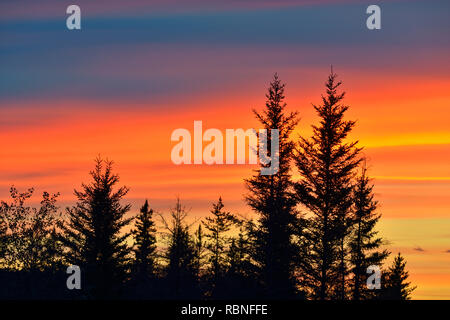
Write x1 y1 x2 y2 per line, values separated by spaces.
0 210 6 265
0 186 64 271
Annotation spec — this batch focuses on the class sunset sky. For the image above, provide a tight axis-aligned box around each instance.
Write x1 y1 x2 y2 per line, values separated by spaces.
1 0 449 299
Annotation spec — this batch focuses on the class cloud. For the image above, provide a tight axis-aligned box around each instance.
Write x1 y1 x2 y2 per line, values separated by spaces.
444 250 450 253
413 246 425 252
1 1 449 103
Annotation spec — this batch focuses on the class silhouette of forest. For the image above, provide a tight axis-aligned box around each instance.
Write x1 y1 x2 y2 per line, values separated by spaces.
0 71 416 300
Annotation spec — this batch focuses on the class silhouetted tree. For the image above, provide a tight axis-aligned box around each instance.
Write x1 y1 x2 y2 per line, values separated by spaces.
62 158 133 299
349 164 389 300
132 200 157 280
245 73 300 298
382 253 416 300
0 69 418 302
230 220 259 278
294 70 362 300
0 187 65 299
162 197 199 298
227 238 240 277
192 224 207 293
202 197 239 295
0 186 64 272
0 209 5 264
223 221 260 298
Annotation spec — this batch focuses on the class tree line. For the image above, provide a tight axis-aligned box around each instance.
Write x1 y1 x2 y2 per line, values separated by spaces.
0 71 415 300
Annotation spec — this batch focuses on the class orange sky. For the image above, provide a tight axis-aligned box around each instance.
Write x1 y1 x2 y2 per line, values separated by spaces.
1 0 449 299
1 69 449 298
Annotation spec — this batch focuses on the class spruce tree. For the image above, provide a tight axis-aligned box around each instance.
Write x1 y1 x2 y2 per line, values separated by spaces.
227 238 240 277
132 200 157 280
383 253 416 300
62 158 133 299
349 164 389 300
225 222 259 298
203 197 239 291
245 73 299 298
162 197 198 298
232 221 259 279
192 224 206 279
294 70 361 299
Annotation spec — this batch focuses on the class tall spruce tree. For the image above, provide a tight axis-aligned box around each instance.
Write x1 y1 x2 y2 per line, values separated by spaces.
383 253 416 300
62 158 133 299
132 200 157 280
245 73 299 298
203 197 239 291
349 164 389 300
294 70 362 300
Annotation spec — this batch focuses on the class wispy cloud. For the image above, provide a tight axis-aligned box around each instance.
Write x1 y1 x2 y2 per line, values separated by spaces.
413 246 426 252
